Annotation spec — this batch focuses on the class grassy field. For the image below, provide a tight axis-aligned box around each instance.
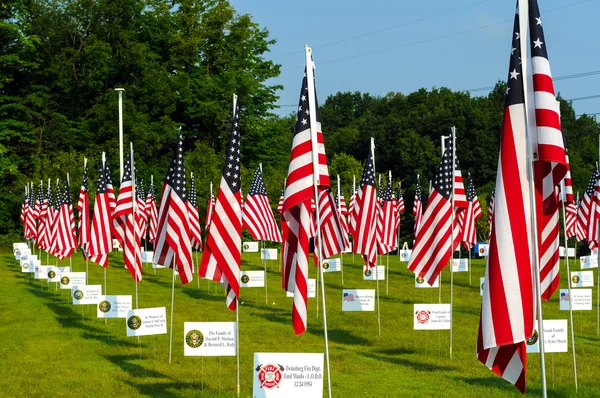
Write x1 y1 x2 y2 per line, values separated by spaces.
1 247 599 397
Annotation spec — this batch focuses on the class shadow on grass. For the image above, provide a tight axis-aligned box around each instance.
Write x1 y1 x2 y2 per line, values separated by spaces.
460 376 570 397
180 287 230 303
307 328 370 345
360 352 456 372
122 379 212 398
374 347 417 355
107 354 172 379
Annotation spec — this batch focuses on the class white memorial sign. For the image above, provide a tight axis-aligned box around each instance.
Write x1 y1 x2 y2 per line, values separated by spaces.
341 289 375 312
363 266 385 281
97 295 132 318
126 307 167 336
243 242 259 252
183 322 236 356
559 246 575 258
261 248 278 260
480 277 485 296
399 249 412 262
13 243 28 258
72 285 102 305
414 274 439 288
451 258 468 272
560 289 592 310
140 251 154 263
570 271 594 288
322 258 341 273
526 319 568 353
16 248 31 261
252 353 323 398
286 279 316 298
59 272 86 289
47 266 70 282
34 265 52 280
240 271 265 288
476 243 489 257
413 304 451 330
580 255 598 269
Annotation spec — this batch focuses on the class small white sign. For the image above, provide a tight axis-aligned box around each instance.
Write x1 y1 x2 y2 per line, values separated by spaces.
126 307 167 336
261 248 278 260
13 243 28 259
559 247 575 258
286 279 316 298
526 319 568 353
240 271 265 288
413 304 451 330
476 243 489 257
451 258 469 272
59 272 86 289
97 295 132 318
183 322 236 356
480 277 485 296
560 289 592 310
47 266 70 282
322 258 341 273
399 249 412 262
414 274 439 288
243 242 259 252
343 242 353 254
15 248 31 261
72 285 102 305
363 266 385 281
20 258 38 273
252 352 324 397
580 256 598 269
113 239 122 251
342 289 375 311
571 271 594 288
34 265 52 280
141 251 154 263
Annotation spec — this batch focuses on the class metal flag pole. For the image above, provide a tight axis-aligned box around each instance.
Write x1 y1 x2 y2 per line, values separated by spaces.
152 174 157 276
560 182 578 390
191 172 200 290
260 163 268 304
232 93 241 398
449 127 456 359
305 45 332 398
397 181 402 262
169 254 176 364
102 153 108 321
374 139 381 336
352 175 356 263
46 178 51 268
386 170 391 295
116 88 125 181
519 1 547 394
598 138 600 336
66 173 73 272
83 158 89 284
467 172 472 286
131 143 139 310
337 175 344 286
439 136 449 304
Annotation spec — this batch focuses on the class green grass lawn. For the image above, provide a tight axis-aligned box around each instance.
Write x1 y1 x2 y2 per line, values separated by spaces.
1 248 599 397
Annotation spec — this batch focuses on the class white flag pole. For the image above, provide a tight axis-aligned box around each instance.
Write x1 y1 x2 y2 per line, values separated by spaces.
439 136 449 304
373 139 381 336
449 126 456 359
115 88 125 181
386 170 391 295
398 181 402 261
337 175 344 286
83 158 89 285
169 253 176 364
130 143 139 310
233 94 241 398
66 173 72 272
46 178 51 268
260 163 268 304
102 153 108 323
519 0 547 394
352 175 356 263
305 45 332 398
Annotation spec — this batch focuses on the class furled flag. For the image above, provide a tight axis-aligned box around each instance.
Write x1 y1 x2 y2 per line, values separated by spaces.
43 182 55 252
33 183 41 221
561 155 576 239
243 167 282 242
57 179 77 259
315 187 348 264
377 181 397 254
36 182 47 249
577 167 600 249
77 160 90 255
48 181 62 257
412 175 423 238
459 174 482 249
408 135 467 285
205 187 215 231
348 177 357 233
187 175 203 250
89 158 114 267
145 179 158 243
281 54 331 335
20 186 27 226
574 195 585 242
135 180 148 240
25 185 36 240
488 189 495 239
154 133 194 284
395 183 405 232
277 186 285 215
335 177 350 246
200 99 243 309
113 148 143 282
351 145 378 268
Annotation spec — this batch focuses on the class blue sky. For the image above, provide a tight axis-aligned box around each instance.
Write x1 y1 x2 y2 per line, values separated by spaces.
231 0 599 118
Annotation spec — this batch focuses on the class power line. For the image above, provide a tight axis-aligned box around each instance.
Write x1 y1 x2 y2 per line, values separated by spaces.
468 69 600 92
565 94 600 102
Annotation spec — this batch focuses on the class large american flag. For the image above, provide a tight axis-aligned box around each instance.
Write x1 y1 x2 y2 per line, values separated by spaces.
113 150 143 282
412 175 423 238
408 136 466 285
89 159 114 267
187 176 203 250
377 181 397 254
281 60 330 335
459 174 482 249
200 100 243 310
145 179 158 243
154 133 194 284
351 147 377 268
77 161 90 256
578 167 600 249
243 167 282 242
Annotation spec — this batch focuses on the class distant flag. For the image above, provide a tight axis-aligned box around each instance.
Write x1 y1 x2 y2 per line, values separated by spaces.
561 156 576 239
77 160 90 255
395 182 405 233
335 176 350 245
113 148 143 282
154 133 194 284
377 180 397 254
200 99 243 309
25 185 36 240
145 178 158 243
412 175 423 238
187 175 203 250
20 186 27 225
277 185 285 215
578 167 600 249
36 182 47 249
205 187 215 231
243 167 282 242
89 157 114 267
33 183 41 221
459 174 482 250
315 187 348 264
57 178 77 259
488 189 495 238
41 181 53 251
48 181 62 257
135 180 148 240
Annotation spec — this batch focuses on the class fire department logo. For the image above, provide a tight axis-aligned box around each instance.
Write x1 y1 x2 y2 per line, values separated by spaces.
526 330 539 346
415 310 430 324
61 276 70 285
186 329 204 348
22 262 30 270
73 290 84 300
416 276 425 285
571 275 580 284
127 315 142 330
364 268 372 277
241 274 250 284
98 300 111 313
322 262 329 270
48 270 56 279
256 363 284 389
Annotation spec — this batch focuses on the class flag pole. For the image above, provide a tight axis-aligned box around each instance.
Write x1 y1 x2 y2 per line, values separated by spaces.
151 174 157 276
169 254 176 364
374 140 381 336
386 170 391 295
116 88 125 181
519 1 547 394
131 143 139 310
260 163 268 304
467 172 472 286
83 158 89 284
305 45 332 398
560 181 578 390
439 136 449 304
352 175 356 263
397 181 401 262
46 178 50 268
449 127 456 359
337 175 344 286
66 173 73 272
233 93 241 398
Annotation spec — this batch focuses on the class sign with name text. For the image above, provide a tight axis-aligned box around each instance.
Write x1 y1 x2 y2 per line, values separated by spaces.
59 272 86 289
341 289 375 311
72 285 102 305
97 295 132 318
240 271 265 288
526 319 568 353
252 352 324 398
126 307 167 336
243 242 259 252
580 256 598 269
570 271 594 288
322 258 341 273
34 265 52 280
415 274 439 288
47 266 70 282
261 248 278 260
414 304 451 330
559 247 575 258
451 258 468 272
363 266 385 281
183 322 236 356
560 289 592 310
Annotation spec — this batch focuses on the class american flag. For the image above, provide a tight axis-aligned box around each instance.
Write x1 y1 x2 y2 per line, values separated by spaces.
154 133 194 284
200 100 243 309
135 180 148 240
187 175 203 250
43 182 55 252
145 179 158 243
113 149 143 282
395 183 405 233
408 135 466 285
578 167 600 249
281 58 330 335
25 185 36 240
89 159 114 267
243 167 282 242
77 161 90 255
36 182 47 249
205 191 215 230
351 146 378 268
33 183 41 222
277 186 285 215
561 156 576 239
49 181 62 257
315 187 348 263
488 189 495 239
20 186 27 226
459 174 482 250
412 175 423 238
347 178 357 236
377 181 397 254
57 179 77 259
336 176 350 244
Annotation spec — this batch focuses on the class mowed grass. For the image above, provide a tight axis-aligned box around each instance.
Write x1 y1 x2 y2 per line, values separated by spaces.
1 248 599 397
